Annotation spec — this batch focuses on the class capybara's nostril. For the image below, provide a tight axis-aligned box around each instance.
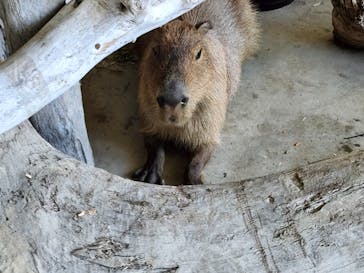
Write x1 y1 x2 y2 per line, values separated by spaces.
157 96 165 108
157 94 188 107
181 96 189 106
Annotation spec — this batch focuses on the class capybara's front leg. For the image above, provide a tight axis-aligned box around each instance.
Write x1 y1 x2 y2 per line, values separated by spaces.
132 136 165 185
186 145 215 185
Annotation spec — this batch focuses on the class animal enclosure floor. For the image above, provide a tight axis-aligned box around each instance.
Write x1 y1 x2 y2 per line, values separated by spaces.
81 0 364 185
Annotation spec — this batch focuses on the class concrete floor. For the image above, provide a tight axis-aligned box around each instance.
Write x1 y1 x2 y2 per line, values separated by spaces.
82 0 364 185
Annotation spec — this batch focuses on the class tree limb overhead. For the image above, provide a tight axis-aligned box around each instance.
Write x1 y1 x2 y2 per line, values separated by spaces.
0 0 94 164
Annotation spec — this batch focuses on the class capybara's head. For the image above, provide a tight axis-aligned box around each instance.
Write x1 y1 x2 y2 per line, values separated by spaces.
139 19 216 127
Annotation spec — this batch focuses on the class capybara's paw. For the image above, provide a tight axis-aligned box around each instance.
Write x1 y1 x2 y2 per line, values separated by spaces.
132 166 164 185
187 177 203 185
184 172 204 185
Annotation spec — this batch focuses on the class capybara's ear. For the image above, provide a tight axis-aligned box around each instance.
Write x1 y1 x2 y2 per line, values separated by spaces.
196 21 213 34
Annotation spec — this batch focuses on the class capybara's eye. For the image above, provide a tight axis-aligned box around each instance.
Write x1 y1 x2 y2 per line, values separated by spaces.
195 48 202 60
152 46 160 58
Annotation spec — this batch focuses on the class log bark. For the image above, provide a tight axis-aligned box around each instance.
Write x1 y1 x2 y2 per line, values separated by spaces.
0 19 9 62
0 0 94 164
0 0 206 135
30 85 94 164
0 122 363 272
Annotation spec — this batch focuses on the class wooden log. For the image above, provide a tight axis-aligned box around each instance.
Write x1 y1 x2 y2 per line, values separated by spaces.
331 0 364 48
0 122 363 272
0 0 206 135
0 0 64 52
30 85 94 164
0 20 9 62
0 0 94 164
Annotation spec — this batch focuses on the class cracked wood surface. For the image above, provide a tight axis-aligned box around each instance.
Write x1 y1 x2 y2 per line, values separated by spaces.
0 122 363 273
0 0 206 134
0 0 94 164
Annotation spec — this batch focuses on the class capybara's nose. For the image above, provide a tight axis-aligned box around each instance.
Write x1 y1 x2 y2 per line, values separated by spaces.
157 94 189 108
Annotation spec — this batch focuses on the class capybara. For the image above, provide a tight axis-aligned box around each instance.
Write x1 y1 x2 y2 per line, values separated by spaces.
133 0 259 185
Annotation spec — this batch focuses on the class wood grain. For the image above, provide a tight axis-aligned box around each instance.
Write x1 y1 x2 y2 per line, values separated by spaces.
0 0 94 164
0 122 363 273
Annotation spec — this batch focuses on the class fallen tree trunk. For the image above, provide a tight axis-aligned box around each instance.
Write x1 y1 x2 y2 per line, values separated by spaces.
0 0 94 164
0 0 206 134
0 122 363 273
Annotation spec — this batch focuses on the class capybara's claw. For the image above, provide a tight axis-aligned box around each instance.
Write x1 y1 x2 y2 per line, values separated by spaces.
132 166 164 185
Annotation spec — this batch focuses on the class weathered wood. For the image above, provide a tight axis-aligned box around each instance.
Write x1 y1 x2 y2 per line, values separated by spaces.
0 0 64 52
0 0 94 164
30 85 94 164
0 20 9 62
0 0 206 134
0 122 363 272
331 0 364 48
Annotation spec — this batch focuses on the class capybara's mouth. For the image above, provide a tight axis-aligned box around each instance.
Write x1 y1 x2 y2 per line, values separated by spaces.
159 113 186 127
158 109 186 126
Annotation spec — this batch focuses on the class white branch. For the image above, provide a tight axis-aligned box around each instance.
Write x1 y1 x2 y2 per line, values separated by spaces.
0 0 206 134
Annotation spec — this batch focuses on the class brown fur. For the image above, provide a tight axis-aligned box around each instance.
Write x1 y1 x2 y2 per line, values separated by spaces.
137 0 259 150
134 0 259 184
